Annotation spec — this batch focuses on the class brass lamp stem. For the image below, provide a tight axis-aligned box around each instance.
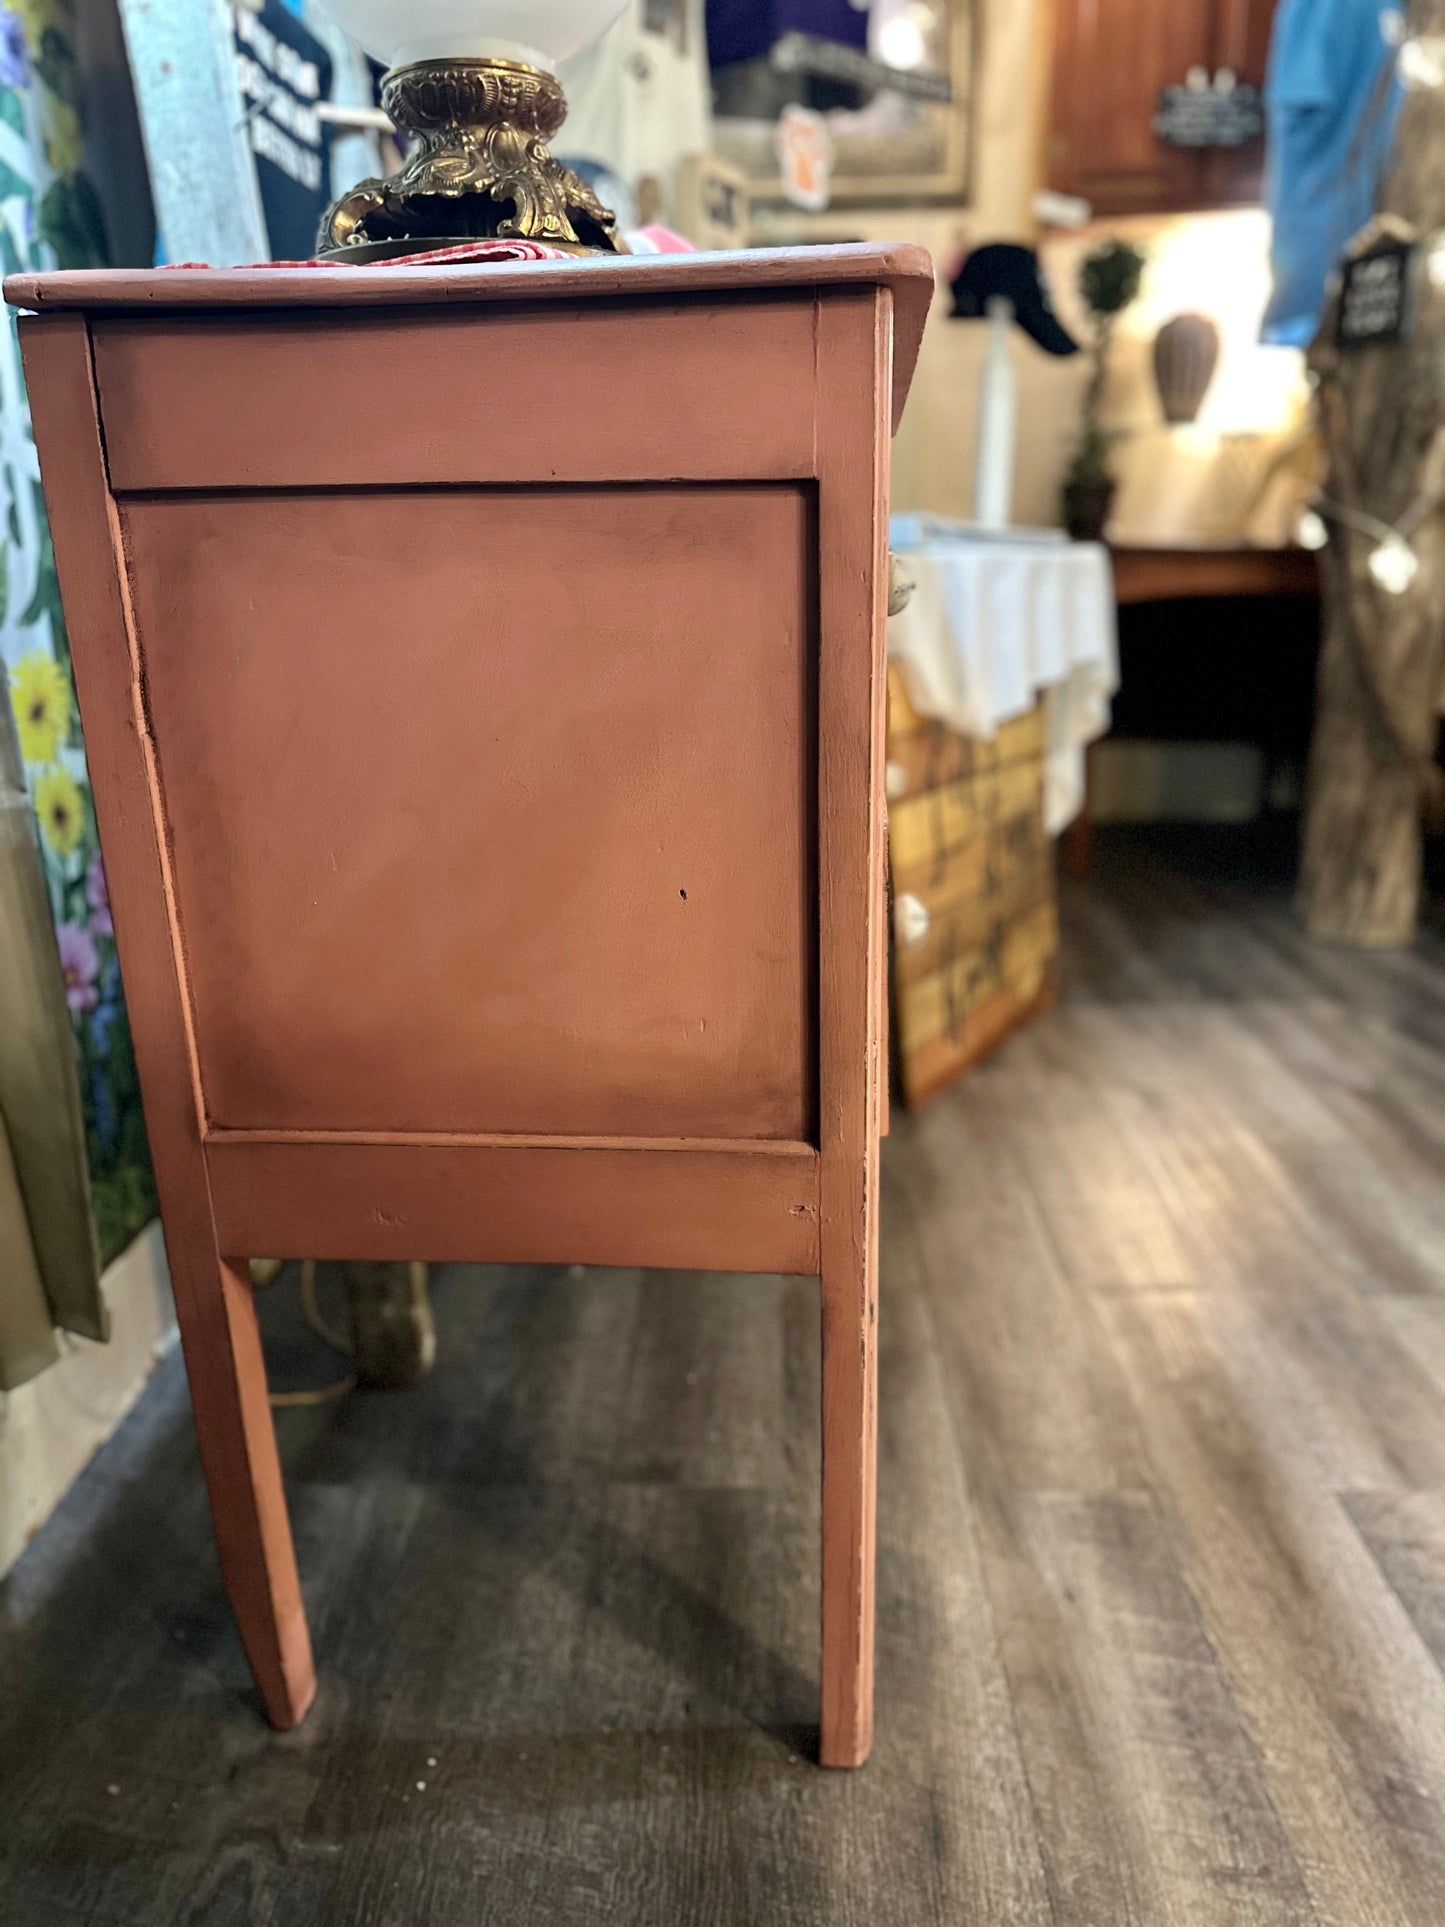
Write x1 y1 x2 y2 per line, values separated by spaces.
317 56 624 261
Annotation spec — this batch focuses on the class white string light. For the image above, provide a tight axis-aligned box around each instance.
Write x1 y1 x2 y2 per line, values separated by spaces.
1295 508 1329 551
1367 532 1421 592
1399 33 1445 88
1296 483 1440 596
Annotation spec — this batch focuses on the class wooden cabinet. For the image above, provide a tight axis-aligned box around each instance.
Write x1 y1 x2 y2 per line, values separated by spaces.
886 676 1059 1107
9 244 932 1769
1048 0 1279 217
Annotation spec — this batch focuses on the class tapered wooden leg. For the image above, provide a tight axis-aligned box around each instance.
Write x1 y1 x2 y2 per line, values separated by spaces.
173 1253 315 1729
19 314 315 1732
813 283 888 1767
819 1149 880 1768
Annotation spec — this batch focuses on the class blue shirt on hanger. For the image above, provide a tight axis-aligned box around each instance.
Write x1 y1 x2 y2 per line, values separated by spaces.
1263 0 1405 345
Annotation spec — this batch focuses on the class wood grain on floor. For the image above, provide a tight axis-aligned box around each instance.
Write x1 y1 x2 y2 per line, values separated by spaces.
2 823 1444 1926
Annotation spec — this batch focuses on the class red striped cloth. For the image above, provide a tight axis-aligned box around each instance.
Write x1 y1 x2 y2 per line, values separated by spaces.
164 232 697 270
163 240 576 270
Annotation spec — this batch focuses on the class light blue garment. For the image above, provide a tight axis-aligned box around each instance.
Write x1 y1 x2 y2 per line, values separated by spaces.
1263 0 1405 346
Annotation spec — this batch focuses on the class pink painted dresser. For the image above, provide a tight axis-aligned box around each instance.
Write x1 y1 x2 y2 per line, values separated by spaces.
7 243 932 1766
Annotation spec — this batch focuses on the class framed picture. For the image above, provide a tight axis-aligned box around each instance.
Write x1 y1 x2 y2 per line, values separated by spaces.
709 0 974 207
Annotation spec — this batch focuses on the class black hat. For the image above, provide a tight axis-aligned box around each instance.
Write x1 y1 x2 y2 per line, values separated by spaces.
949 243 1080 357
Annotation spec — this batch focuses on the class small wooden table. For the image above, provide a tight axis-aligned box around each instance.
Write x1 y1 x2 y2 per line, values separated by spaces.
1111 543 1320 606
1065 542 1322 871
9 244 933 1767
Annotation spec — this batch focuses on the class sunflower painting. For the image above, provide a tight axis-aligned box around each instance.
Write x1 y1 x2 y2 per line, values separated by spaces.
34 764 84 856
11 647 68 762
0 0 154 1264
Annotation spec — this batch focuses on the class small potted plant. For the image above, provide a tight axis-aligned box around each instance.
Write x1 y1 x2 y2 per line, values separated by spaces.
1062 237 1147 541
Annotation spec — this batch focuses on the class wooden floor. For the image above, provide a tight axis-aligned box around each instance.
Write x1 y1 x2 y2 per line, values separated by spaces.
4 824 1445 1925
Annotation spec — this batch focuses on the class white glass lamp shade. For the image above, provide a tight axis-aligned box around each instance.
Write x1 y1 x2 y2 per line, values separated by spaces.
313 0 628 73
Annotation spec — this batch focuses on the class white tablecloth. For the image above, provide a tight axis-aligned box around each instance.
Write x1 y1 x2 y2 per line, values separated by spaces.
888 518 1119 833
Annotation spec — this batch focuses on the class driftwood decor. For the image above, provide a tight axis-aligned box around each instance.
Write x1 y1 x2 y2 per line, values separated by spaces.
1299 11 1445 947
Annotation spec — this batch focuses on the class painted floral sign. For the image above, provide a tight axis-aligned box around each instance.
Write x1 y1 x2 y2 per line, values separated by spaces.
0 0 155 1263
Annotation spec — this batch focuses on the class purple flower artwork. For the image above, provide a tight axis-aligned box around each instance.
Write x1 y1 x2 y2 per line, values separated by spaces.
0 10 28 89
57 920 101 1013
86 851 114 936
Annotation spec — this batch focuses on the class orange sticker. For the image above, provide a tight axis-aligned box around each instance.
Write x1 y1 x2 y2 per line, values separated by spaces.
775 105 834 212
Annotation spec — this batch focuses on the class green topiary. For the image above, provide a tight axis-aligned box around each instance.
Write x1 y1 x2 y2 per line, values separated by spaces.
1062 238 1148 538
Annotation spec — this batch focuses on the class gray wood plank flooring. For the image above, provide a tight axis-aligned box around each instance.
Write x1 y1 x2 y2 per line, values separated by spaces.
3 823 1443 1925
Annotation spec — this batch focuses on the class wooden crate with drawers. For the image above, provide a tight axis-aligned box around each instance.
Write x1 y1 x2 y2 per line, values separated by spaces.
887 665 1059 1107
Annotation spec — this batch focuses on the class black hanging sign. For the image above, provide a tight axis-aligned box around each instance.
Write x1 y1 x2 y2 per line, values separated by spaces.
1154 75 1264 149
233 1 334 262
1336 233 1417 349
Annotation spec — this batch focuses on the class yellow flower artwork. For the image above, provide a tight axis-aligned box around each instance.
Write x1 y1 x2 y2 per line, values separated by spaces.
10 0 61 51
10 650 71 764
0 0 158 1265
34 766 84 857
43 97 83 179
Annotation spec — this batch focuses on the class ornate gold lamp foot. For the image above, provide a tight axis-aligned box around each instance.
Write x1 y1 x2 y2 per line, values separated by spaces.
317 57 624 260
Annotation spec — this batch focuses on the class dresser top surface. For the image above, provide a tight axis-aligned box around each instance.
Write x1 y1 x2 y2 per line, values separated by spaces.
6 242 934 433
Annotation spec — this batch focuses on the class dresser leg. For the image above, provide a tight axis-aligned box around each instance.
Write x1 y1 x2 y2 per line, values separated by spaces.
177 1253 316 1729
819 1166 879 1768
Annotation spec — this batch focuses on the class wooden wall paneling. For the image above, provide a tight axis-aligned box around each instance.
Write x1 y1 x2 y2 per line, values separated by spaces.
814 286 889 1768
1048 0 1280 216
1049 0 1211 214
16 313 314 1731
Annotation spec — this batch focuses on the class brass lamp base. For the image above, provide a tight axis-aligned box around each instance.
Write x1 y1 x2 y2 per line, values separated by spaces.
317 57 624 260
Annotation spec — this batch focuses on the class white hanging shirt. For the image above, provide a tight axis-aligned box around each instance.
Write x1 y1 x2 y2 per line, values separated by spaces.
559 0 713 205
